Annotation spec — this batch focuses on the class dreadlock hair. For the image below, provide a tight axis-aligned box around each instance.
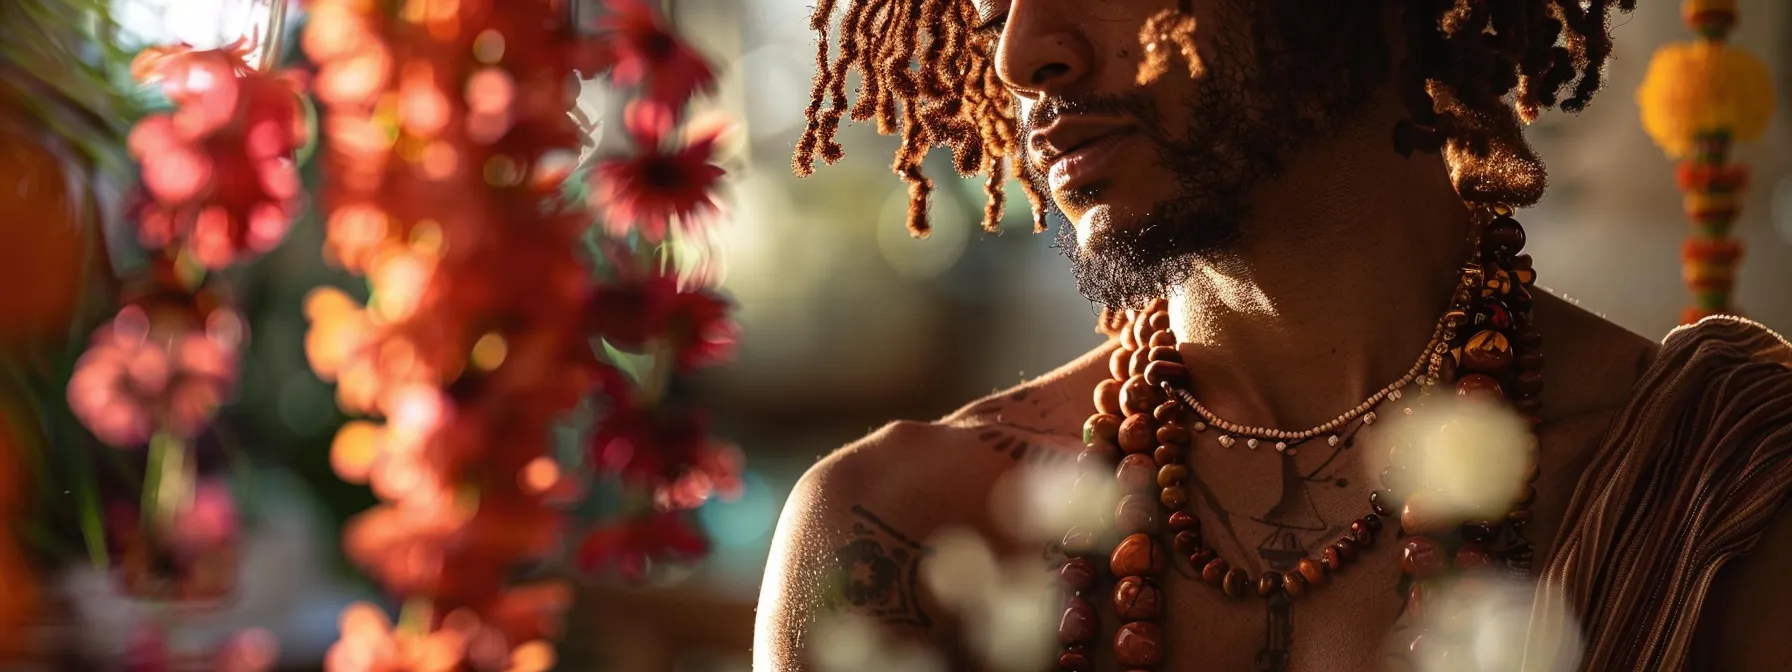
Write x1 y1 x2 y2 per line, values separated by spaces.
792 0 1638 238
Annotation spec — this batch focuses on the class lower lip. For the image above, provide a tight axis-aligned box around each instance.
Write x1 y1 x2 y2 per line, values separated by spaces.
1049 131 1139 192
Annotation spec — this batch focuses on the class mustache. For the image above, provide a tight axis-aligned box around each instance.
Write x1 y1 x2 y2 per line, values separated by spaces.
1022 92 1160 135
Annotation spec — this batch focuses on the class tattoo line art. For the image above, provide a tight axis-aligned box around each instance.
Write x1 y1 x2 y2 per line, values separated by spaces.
832 505 933 628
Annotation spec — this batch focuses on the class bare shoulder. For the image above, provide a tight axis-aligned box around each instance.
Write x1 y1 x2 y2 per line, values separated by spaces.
752 340 1116 671
1528 289 1658 424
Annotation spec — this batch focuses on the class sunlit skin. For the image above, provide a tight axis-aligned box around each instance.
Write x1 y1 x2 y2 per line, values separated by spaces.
757 1 1792 671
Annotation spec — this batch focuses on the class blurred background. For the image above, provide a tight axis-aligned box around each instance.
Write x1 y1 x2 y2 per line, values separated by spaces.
15 0 1792 669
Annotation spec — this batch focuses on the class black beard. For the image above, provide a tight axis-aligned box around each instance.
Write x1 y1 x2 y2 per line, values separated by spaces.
1024 3 1377 312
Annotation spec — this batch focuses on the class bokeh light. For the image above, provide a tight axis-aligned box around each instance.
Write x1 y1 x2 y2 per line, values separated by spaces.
1383 396 1532 522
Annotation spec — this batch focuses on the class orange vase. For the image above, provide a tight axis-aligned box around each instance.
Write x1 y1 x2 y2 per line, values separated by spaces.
0 112 97 353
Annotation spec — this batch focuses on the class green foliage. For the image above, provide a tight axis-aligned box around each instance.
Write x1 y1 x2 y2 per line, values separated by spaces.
0 0 138 178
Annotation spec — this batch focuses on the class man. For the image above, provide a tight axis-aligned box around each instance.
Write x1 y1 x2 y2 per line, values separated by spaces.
756 1 1792 670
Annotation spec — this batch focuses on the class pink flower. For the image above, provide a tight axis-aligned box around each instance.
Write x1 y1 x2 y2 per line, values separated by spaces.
597 0 716 110
68 305 240 448
592 101 725 241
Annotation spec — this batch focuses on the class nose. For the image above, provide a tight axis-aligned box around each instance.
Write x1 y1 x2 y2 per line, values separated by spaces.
993 0 1092 100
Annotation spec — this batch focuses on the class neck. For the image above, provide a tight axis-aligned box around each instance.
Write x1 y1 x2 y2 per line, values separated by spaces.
1167 118 1474 432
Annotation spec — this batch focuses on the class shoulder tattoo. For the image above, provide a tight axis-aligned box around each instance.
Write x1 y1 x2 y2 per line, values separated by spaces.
827 505 933 628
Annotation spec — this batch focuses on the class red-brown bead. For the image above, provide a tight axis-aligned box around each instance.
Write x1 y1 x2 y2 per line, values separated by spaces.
1113 494 1158 534
1455 373 1504 400
1062 527 1096 556
1058 597 1096 645
1120 376 1163 416
1152 444 1183 465
1223 568 1249 598
1110 534 1163 577
1159 486 1187 509
1148 311 1171 332
1188 548 1216 571
1172 530 1200 557
1128 347 1151 377
1334 537 1361 562
1148 330 1177 348
1118 414 1157 454
1156 464 1187 488
1455 543 1493 571
1115 453 1157 492
1146 345 1181 365
1057 651 1091 672
1114 622 1164 667
1297 558 1328 588
1059 558 1095 591
1113 576 1163 620
1282 570 1308 598
1143 360 1191 388
1168 511 1198 532
1151 398 1183 422
1402 536 1444 577
1258 571 1283 598
1201 557 1228 584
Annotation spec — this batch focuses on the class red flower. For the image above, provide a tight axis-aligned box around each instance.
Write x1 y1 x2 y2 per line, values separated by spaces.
128 45 307 268
574 510 709 580
592 101 725 242
588 267 735 367
597 0 716 110
587 365 707 485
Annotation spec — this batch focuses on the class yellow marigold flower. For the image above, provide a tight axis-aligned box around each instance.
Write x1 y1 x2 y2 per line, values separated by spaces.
1636 41 1775 158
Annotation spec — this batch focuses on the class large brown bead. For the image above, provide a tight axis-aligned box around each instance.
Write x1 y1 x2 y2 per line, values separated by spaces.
1455 373 1504 400
1109 348 1133 380
1455 543 1493 571
1485 217 1526 255
1113 622 1164 667
1095 379 1123 415
1223 568 1249 598
1077 445 1118 468
1120 376 1163 416
1060 558 1095 591
1156 424 1192 445
1401 536 1444 577
1057 651 1091 672
1128 347 1152 377
1282 570 1309 598
1159 486 1188 509
1459 330 1514 374
1173 530 1200 557
1084 413 1122 444
1129 318 1152 353
1113 576 1163 620
1062 526 1096 556
1334 537 1361 562
1118 414 1157 454
1201 557 1228 584
1401 492 1451 536
1297 558 1328 588
1258 571 1284 598
1148 330 1177 348
1115 454 1157 492
1157 464 1188 488
1515 370 1544 396
1143 360 1191 388
1148 311 1171 332
1114 494 1159 535
1110 533 1162 577
1058 597 1096 645
1147 345 1182 365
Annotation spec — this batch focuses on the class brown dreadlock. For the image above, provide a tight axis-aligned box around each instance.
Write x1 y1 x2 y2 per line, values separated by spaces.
792 0 1638 238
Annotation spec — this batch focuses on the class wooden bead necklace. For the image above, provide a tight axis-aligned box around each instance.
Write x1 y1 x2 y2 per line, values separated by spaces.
1057 206 1545 670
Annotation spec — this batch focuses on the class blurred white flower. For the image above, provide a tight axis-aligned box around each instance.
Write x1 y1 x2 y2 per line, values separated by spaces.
811 612 947 672
989 459 1118 544
1386 397 1531 522
1409 576 1583 672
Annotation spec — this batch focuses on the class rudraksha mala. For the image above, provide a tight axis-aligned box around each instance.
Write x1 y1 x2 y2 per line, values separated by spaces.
1056 206 1543 669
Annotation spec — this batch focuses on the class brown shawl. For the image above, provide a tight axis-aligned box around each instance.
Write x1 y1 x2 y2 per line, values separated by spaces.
1525 316 1792 670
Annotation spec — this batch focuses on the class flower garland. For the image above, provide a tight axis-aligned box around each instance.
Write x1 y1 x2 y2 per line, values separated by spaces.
301 0 735 669
1636 0 1776 325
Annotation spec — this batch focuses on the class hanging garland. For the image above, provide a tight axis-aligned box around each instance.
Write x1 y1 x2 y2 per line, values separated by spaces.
1636 0 1776 325
301 0 736 669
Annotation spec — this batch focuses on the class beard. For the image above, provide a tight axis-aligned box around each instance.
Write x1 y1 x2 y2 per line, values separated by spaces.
1026 7 1378 312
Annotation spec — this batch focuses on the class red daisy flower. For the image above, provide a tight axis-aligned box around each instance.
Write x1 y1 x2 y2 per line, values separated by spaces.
574 510 709 580
665 288 736 371
587 265 735 367
592 101 725 242
597 0 716 110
